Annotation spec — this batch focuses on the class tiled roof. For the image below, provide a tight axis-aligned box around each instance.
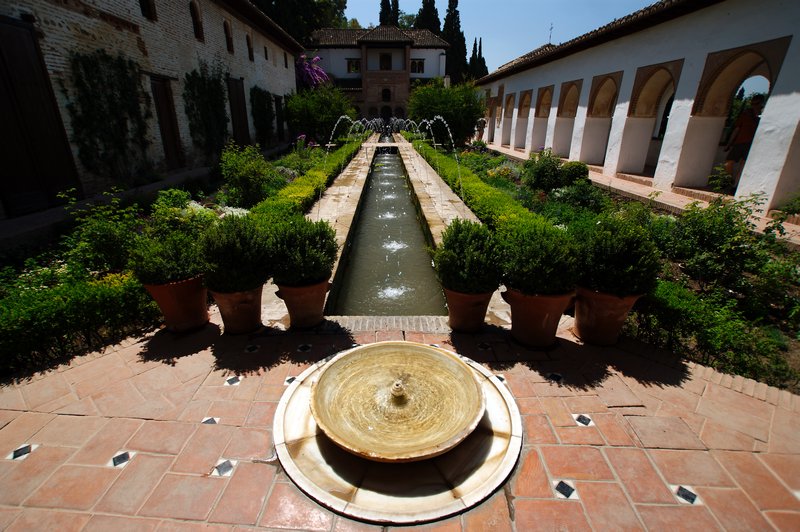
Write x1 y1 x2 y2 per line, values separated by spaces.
478 0 724 84
309 26 449 49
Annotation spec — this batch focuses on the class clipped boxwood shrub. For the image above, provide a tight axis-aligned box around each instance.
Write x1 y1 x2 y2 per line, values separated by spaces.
433 219 499 294
0 273 158 375
271 216 338 286
571 213 661 296
219 143 287 208
201 214 272 293
521 149 562 192
559 160 589 185
495 215 579 295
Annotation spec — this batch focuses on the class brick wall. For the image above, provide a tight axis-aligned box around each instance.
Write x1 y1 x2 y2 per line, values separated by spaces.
0 0 298 198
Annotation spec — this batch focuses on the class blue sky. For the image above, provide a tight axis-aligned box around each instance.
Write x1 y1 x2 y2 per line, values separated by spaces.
344 0 656 72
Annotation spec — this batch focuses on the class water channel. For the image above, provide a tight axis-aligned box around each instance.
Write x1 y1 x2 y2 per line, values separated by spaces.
327 137 447 315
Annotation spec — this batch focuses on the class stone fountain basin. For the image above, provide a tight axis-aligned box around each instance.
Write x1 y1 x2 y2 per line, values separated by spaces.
310 341 485 462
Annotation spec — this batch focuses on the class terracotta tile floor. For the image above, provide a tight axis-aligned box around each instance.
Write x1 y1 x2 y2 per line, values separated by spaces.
1 313 799 531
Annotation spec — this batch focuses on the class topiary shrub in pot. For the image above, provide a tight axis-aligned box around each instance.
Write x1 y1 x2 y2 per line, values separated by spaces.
570 212 661 345
495 215 579 347
271 216 338 328
433 219 500 333
128 190 215 332
202 213 273 334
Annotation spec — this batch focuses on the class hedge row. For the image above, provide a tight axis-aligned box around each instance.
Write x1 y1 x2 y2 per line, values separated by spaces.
0 273 159 376
410 140 533 228
252 139 364 219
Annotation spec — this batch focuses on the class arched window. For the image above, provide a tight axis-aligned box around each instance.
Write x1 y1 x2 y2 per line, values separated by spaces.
382 88 391 102
223 20 234 54
246 34 253 61
189 1 203 41
139 0 156 20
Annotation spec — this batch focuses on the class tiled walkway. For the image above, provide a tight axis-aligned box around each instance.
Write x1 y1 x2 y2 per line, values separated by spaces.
0 312 798 531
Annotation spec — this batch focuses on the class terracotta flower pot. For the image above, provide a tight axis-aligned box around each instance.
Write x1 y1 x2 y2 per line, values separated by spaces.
574 287 641 346
276 279 331 329
211 286 264 335
444 288 494 333
501 289 574 348
144 276 209 332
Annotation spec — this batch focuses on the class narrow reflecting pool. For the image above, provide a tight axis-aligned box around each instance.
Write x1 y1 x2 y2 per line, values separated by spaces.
328 146 446 315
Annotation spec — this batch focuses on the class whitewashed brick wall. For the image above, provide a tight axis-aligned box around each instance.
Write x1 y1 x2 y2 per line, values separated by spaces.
1 0 298 196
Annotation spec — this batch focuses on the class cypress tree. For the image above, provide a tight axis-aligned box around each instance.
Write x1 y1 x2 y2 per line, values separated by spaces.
477 37 489 77
379 0 391 25
442 0 467 84
390 0 399 25
468 38 479 79
414 0 441 35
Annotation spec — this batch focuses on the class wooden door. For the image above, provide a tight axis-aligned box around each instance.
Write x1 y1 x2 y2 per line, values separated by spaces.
226 77 250 145
150 77 184 170
0 16 80 217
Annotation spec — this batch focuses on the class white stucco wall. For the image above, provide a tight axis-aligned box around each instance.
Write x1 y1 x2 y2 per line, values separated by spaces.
315 48 361 79
409 48 446 78
480 0 800 209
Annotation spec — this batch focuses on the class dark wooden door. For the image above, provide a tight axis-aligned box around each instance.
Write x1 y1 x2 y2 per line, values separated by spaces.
0 16 80 216
226 77 250 145
150 77 184 170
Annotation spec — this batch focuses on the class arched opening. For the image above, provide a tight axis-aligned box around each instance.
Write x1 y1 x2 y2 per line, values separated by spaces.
381 88 391 102
673 36 791 190
501 93 515 146
381 105 392 121
531 85 553 152
581 72 621 164
553 80 581 156
618 61 681 176
246 34 254 61
514 90 532 150
189 1 203 41
223 20 234 54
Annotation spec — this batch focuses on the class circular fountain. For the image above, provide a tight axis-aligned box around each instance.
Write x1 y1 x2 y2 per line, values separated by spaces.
273 341 522 524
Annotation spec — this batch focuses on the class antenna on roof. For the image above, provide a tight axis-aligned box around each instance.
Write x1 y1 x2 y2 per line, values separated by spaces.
549 23 553 44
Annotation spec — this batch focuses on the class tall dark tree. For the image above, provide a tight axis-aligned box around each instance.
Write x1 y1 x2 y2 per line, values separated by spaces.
476 38 489 78
390 0 400 25
379 0 391 25
414 0 440 35
468 38 479 79
442 0 467 84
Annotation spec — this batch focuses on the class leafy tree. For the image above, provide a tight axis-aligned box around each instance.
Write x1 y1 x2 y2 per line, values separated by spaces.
183 60 228 162
408 79 486 147
286 85 356 144
379 0 391 25
414 0 440 35
442 0 468 84
398 11 416 29
252 0 346 42
347 18 362 28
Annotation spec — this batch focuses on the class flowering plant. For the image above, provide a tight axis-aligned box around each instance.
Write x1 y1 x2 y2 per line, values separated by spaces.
296 54 330 89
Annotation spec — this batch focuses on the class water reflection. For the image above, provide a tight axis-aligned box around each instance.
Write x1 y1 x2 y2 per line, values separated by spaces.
327 150 447 315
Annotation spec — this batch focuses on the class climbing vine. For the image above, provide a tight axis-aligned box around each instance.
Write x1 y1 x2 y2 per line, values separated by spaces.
250 85 275 147
64 50 151 182
183 60 228 161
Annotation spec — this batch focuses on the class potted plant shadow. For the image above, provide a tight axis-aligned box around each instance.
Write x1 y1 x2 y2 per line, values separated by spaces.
433 219 500 333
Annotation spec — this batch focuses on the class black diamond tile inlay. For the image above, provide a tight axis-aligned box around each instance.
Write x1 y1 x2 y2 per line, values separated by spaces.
226 376 240 386
285 376 296 385
676 486 697 504
555 481 575 498
495 375 506 382
576 414 592 426
478 342 491 350
215 460 234 476
12 444 31 460
202 417 218 425
547 372 563 383
297 344 312 353
244 345 259 353
112 451 130 467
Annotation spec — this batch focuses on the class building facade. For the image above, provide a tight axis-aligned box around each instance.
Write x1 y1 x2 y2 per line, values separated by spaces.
477 0 800 212
308 25 448 120
0 0 302 219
